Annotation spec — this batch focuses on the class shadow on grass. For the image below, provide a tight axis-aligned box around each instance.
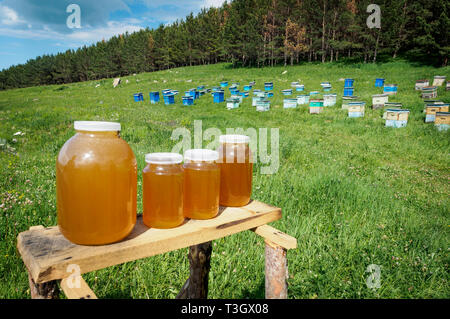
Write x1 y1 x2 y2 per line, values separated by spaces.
237 278 265 299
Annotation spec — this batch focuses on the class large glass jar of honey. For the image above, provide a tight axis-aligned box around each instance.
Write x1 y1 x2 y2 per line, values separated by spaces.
56 121 137 245
143 153 184 229
218 135 253 207
183 149 220 220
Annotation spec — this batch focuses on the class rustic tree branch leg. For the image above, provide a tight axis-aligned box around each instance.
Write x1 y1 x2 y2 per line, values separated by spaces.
265 240 288 299
176 241 212 299
28 271 59 299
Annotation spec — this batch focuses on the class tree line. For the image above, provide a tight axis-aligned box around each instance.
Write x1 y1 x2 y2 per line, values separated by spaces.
0 0 448 90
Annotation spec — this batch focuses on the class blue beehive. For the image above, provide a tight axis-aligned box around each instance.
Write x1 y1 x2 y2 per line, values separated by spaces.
264 82 273 91
384 84 398 95
149 91 160 104
163 93 175 105
189 89 199 100
243 85 252 92
295 85 305 92
220 81 228 88
375 78 385 87
162 89 171 96
344 78 354 87
267 91 274 98
282 89 292 96
239 91 249 98
343 87 354 97
213 90 224 103
182 96 194 106
133 93 141 102
197 85 205 90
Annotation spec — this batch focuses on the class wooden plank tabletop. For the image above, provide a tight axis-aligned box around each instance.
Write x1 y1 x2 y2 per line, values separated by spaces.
17 200 281 284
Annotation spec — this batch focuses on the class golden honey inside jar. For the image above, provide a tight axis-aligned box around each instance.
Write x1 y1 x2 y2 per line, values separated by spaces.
218 135 253 207
56 121 137 245
183 149 220 220
143 153 184 229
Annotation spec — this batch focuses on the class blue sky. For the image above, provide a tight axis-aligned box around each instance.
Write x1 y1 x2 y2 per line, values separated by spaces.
0 0 227 71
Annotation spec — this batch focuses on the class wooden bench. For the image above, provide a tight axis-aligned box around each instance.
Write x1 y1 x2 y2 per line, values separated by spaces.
17 200 297 299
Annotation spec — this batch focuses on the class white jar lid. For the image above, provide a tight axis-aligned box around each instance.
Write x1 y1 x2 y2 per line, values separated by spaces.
145 152 183 164
74 121 121 132
219 134 250 144
184 149 219 162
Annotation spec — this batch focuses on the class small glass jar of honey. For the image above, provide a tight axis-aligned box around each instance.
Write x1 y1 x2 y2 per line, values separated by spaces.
143 153 184 229
218 135 253 207
183 149 220 219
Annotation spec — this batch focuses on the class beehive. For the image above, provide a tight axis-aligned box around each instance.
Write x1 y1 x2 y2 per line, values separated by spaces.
309 99 324 114
256 100 270 112
383 84 398 95
432 76 446 87
282 89 293 96
283 98 297 109
372 94 389 109
182 96 194 106
348 102 365 118
226 97 240 109
344 79 354 87
421 86 438 99
264 82 273 91
296 95 310 105
425 104 450 123
375 78 385 87
434 112 450 131
323 94 337 107
415 80 429 90
342 96 360 109
295 85 305 92
213 90 224 103
343 87 354 97
149 91 160 104
384 109 410 128
384 102 403 109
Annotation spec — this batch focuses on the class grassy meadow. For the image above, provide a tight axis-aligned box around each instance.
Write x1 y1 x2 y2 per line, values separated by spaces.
0 61 449 299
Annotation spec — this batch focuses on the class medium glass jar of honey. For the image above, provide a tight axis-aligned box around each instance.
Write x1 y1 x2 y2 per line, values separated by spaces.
183 149 220 220
218 135 253 207
56 121 137 245
143 153 184 229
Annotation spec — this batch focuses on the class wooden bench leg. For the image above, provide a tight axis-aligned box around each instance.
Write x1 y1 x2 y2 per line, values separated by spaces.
176 241 212 299
265 240 288 299
28 271 59 299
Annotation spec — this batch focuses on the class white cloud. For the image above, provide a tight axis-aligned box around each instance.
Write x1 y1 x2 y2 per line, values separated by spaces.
67 21 144 42
0 21 143 45
0 5 25 25
202 0 227 8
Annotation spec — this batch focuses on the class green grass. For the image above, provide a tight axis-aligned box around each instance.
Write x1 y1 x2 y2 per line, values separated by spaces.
0 61 449 299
